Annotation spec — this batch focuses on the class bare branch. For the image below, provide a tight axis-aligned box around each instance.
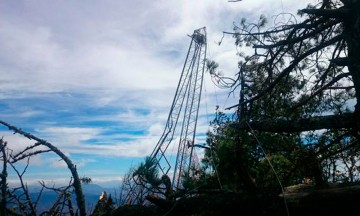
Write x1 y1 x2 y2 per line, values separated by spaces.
10 149 52 163
11 142 42 159
8 158 37 215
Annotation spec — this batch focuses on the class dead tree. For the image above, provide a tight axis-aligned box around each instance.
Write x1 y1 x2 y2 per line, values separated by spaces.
0 120 87 216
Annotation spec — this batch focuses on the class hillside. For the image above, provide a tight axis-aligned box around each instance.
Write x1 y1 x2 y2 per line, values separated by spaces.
112 182 360 216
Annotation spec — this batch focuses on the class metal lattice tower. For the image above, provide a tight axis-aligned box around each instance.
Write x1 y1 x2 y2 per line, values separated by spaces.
150 27 207 190
122 27 207 204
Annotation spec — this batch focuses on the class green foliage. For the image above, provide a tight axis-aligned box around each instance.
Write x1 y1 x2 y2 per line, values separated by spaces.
256 154 297 188
180 164 214 192
202 109 342 192
133 156 162 187
206 59 219 75
80 176 92 184
203 111 257 191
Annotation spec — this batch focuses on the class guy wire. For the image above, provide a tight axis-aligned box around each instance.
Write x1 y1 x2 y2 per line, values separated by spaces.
246 121 290 216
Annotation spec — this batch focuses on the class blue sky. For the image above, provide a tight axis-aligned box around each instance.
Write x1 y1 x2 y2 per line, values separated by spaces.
0 0 312 188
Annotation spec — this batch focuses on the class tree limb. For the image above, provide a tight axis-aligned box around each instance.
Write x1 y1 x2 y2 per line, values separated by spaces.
300 7 350 18
231 113 355 132
330 57 349 66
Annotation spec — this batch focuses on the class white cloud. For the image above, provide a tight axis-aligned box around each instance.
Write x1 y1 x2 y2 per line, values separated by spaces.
48 155 96 169
36 126 102 144
0 130 38 152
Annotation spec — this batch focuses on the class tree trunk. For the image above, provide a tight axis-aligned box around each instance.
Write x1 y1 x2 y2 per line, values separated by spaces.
343 0 360 133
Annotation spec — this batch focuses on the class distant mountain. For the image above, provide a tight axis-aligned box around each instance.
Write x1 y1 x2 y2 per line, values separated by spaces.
10 183 118 215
